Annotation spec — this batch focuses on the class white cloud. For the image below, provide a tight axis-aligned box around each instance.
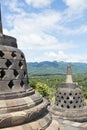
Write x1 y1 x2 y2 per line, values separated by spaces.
3 0 87 63
3 5 77 62
35 10 61 29
64 0 87 11
3 10 64 50
4 0 87 39
4 6 78 51
4 0 25 13
44 51 68 62
5 26 74 51
61 0 87 28
43 51 87 63
56 24 87 35
38 52 87 62
25 0 53 8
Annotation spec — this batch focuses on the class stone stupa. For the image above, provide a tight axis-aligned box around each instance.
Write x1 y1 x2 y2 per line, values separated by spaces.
49 66 87 130
0 7 59 130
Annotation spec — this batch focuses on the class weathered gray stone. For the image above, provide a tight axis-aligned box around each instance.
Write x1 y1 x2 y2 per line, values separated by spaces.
50 66 87 123
0 6 53 130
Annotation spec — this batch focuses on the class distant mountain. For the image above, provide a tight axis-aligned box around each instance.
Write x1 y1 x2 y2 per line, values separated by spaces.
27 61 87 75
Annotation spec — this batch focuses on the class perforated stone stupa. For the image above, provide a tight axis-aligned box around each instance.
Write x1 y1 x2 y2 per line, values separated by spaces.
49 66 87 123
56 66 85 109
0 7 56 130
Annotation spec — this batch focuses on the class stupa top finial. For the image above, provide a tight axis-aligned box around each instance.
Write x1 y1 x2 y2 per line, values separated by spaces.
0 4 17 48
66 65 73 83
67 65 72 75
0 4 3 36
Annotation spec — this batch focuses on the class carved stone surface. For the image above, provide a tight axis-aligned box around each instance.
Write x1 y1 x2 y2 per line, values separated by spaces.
55 66 85 109
0 35 17 48
0 45 28 94
56 85 85 109
0 7 53 130
50 66 87 123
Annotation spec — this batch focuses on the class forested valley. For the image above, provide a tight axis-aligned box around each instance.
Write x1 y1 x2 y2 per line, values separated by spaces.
27 61 87 104
29 74 87 104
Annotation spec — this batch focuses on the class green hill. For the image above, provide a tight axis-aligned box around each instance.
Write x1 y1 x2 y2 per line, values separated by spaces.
27 61 87 75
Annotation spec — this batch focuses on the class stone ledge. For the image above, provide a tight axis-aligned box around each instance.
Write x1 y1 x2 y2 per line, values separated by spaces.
0 92 43 113
0 112 52 130
0 35 17 48
49 105 87 122
0 98 49 128
0 87 35 100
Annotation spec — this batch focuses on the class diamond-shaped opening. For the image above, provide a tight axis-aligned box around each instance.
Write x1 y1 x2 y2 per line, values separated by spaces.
67 96 69 100
59 100 61 102
19 61 23 68
24 71 26 77
73 105 76 108
0 51 4 57
61 104 64 108
0 69 5 79
64 93 66 95
78 96 80 99
5 59 12 68
73 97 75 99
56 103 58 106
67 105 70 109
14 69 19 77
61 96 64 99
79 105 81 108
8 80 14 89
69 93 72 96
20 80 24 87
21 53 24 59
76 100 78 103
11 51 16 58
70 100 73 104
64 100 66 103
59 92 61 95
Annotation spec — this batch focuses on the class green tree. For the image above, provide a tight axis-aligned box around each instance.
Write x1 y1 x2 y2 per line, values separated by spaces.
29 80 37 89
36 82 49 97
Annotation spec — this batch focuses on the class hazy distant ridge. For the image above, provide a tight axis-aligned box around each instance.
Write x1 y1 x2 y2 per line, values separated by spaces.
27 61 87 75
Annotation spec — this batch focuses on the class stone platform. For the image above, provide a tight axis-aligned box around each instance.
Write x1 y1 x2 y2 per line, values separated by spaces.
48 106 87 130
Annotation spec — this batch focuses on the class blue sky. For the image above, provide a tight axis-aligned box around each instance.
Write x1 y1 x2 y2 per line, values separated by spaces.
1 0 87 62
